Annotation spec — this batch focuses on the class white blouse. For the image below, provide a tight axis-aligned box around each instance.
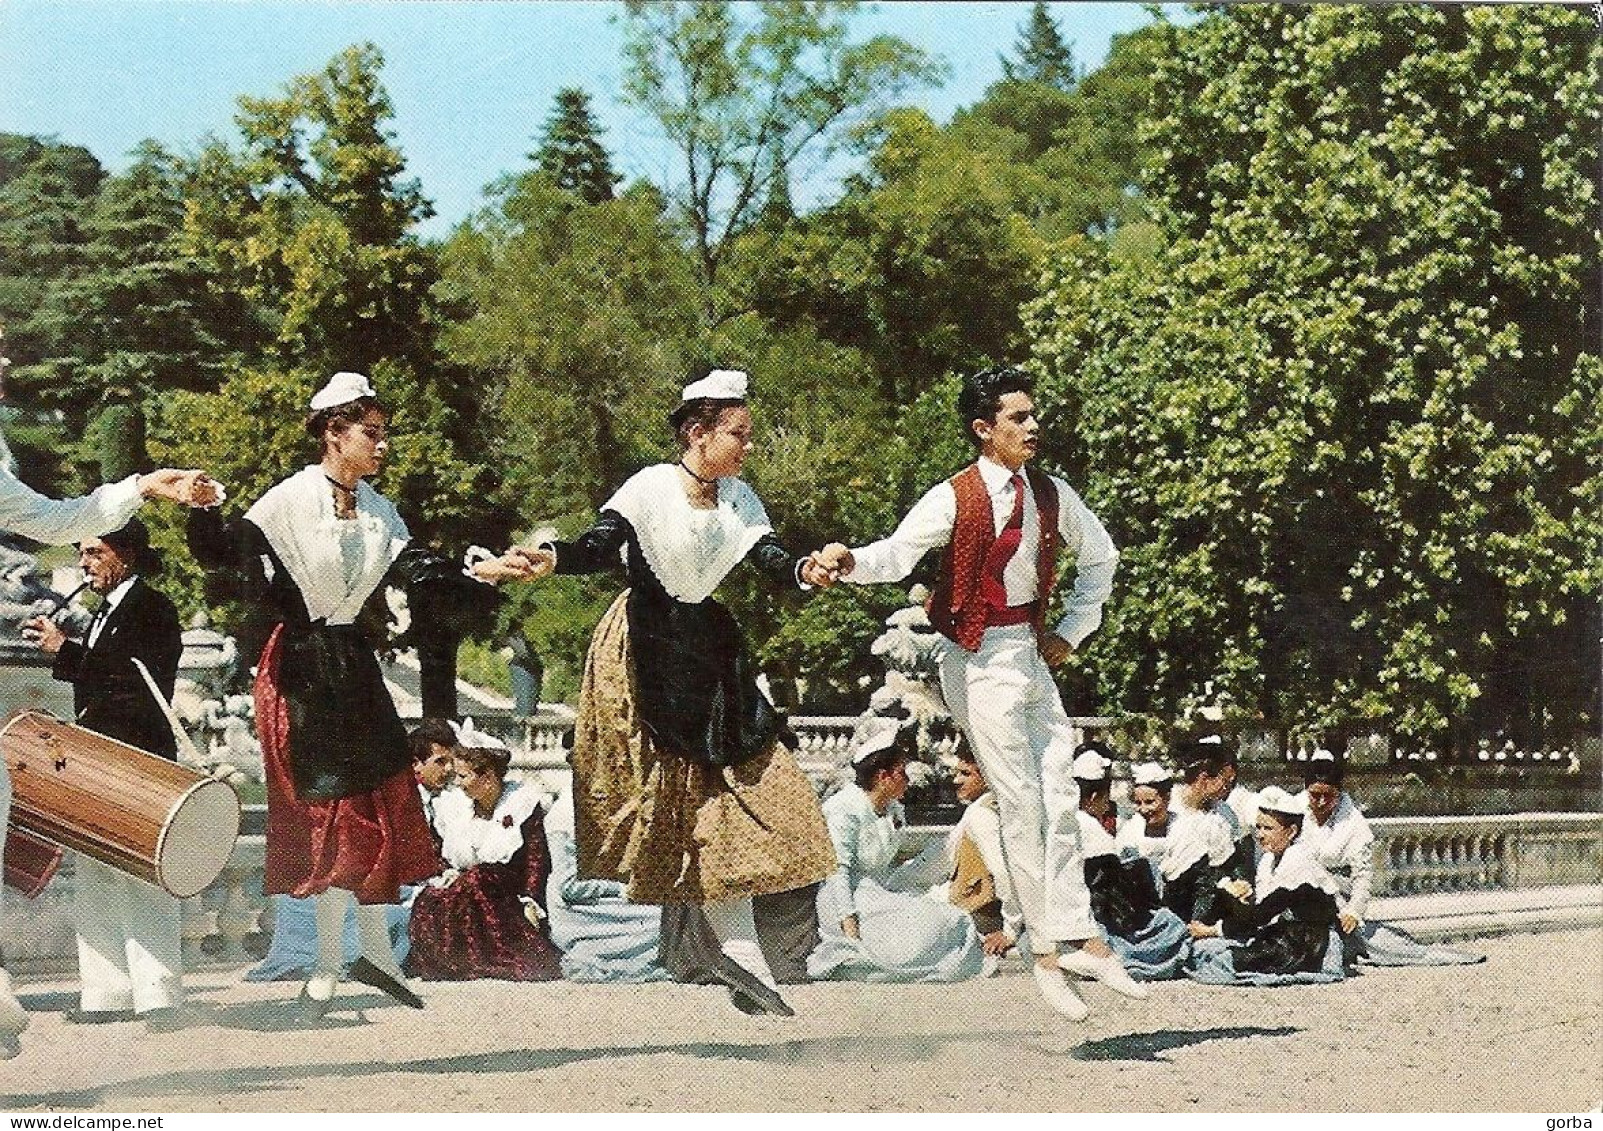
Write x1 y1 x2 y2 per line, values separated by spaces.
1116 807 1234 882
246 466 409 625
601 464 773 604
821 784 905 916
1294 791 1375 919
432 780 545 871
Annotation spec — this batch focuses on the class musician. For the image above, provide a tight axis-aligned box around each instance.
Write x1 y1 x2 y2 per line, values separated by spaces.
26 519 188 1030
0 328 219 1058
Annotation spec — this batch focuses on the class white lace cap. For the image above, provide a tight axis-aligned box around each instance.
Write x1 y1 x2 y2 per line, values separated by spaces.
309 370 376 411
1131 761 1173 788
450 716 509 752
1072 750 1112 780
681 369 748 401
1256 785 1306 818
851 717 904 765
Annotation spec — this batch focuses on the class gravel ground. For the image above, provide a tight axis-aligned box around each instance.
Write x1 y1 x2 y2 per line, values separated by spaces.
1 928 1598 1113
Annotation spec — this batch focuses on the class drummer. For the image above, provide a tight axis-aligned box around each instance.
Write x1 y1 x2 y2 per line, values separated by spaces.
24 520 188 1031
0 323 221 1059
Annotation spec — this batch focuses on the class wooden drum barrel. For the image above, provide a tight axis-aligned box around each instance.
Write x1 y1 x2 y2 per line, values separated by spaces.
1 709 240 898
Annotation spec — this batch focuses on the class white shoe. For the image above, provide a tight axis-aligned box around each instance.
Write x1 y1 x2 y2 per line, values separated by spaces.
0 969 30 1059
1032 963 1090 1021
1058 948 1150 1000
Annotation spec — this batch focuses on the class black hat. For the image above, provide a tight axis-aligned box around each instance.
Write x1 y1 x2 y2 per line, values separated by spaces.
97 518 161 576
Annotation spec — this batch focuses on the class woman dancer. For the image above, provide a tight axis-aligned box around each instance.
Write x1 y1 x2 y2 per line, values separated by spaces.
512 369 837 1016
189 371 519 1019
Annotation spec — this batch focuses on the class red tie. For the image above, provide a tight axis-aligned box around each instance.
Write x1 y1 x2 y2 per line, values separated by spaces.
979 473 1025 611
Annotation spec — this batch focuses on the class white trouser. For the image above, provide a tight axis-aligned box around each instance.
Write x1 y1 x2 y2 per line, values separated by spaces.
939 624 1097 953
74 854 184 1014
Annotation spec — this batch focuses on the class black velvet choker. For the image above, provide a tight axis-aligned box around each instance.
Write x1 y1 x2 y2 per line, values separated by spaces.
677 460 719 486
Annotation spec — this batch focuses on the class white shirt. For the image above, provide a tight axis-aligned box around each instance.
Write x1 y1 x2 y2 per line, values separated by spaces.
1295 791 1375 920
85 574 139 648
845 457 1117 647
0 435 143 545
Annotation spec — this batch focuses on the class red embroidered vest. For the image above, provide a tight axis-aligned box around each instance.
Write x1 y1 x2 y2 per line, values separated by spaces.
926 463 1061 653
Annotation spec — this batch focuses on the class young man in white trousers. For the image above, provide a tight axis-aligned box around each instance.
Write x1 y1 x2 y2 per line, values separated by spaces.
813 366 1145 1019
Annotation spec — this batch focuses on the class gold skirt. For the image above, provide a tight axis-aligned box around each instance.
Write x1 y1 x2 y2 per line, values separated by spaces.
571 592 838 905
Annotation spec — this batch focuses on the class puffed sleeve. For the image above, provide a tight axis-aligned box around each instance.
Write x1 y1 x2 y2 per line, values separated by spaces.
550 510 631 575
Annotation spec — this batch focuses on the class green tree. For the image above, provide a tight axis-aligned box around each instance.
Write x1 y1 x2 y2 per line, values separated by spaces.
440 174 701 517
532 88 621 205
618 0 945 318
0 135 105 488
1001 2 1080 90
33 142 260 482
749 108 1045 405
1025 5 1601 749
183 43 437 375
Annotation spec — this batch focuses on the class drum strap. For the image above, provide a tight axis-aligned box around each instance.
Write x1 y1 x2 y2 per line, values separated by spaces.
130 658 205 764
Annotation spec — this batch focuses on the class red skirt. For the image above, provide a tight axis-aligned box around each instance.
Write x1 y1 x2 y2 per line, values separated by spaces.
256 624 439 904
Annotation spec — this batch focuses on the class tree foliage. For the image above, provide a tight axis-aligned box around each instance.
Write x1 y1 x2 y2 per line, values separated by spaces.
1001 2 1080 90
183 43 438 375
618 0 945 316
1026 5 1601 747
532 88 621 205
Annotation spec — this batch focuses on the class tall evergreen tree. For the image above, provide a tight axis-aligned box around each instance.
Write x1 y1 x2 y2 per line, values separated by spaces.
1001 3 1079 90
532 87 620 205
36 142 259 474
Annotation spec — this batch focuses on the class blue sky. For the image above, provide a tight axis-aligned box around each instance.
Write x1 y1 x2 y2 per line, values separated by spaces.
0 1 1183 236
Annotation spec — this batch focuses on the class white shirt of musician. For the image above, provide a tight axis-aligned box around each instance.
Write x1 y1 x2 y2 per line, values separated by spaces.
843 456 1118 648
86 574 139 649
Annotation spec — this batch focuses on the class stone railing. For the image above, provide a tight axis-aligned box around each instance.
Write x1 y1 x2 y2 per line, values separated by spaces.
8 810 1596 976
1368 813 1601 897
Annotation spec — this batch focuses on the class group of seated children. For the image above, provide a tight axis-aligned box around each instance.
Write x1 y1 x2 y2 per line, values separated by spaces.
249 719 1480 993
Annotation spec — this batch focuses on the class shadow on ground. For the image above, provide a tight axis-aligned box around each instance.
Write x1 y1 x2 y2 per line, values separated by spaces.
0 1029 1044 1108
1071 1026 1299 1063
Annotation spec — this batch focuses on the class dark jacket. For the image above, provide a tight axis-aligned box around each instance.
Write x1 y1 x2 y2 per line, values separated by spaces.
51 577 182 759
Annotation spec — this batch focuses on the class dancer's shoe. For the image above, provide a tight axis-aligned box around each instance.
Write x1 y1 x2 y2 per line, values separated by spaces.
348 956 424 1010
1058 948 1150 1000
1032 962 1090 1020
711 958 794 1017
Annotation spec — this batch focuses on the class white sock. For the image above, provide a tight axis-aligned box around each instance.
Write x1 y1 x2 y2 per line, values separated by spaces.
702 897 777 991
312 887 351 986
354 902 405 981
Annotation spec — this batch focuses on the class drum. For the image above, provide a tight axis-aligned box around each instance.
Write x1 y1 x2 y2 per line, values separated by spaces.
0 710 240 898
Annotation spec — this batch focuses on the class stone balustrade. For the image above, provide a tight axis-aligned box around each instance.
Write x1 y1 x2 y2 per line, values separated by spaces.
1368 813 1600 897
7 704 1594 974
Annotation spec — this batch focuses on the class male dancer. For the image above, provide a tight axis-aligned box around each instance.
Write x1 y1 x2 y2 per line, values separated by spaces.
812 366 1143 1018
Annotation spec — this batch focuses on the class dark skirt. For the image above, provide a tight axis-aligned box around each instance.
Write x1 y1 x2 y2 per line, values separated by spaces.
256 624 440 904
405 814 562 983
